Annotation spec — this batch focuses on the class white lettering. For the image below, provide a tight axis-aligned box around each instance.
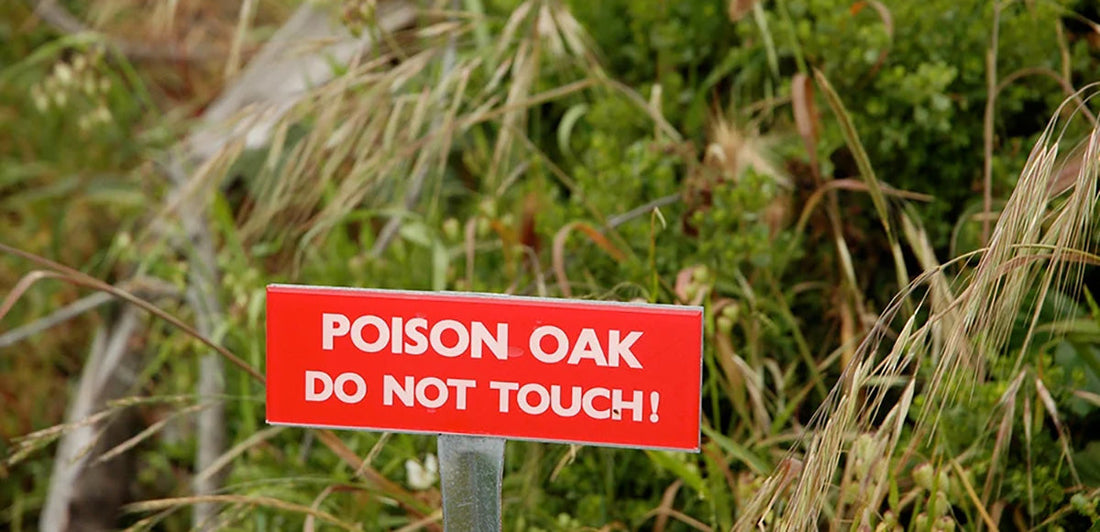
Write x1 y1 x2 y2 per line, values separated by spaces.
582 387 611 419
530 326 568 363
471 322 508 360
550 385 581 417
384 374 415 406
323 313 510 359
391 316 403 353
488 382 647 421
305 370 365 403
518 383 550 415
608 330 643 368
322 313 350 350
611 389 643 421
386 375 475 409
430 320 469 357
305 370 333 401
404 318 428 354
490 381 519 412
334 372 367 403
567 328 607 366
351 315 388 352
447 379 476 410
415 377 449 408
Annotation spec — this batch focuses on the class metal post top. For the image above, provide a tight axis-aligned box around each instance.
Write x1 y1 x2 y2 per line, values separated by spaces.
437 434 506 532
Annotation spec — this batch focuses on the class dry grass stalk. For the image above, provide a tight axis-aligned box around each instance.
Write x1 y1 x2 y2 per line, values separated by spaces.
735 87 1100 530
124 494 361 531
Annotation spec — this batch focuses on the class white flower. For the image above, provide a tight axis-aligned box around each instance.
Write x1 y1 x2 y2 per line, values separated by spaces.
94 105 112 124
404 453 438 490
54 63 73 85
31 86 49 111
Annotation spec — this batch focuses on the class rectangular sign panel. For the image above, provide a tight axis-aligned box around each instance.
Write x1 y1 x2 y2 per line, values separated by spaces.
265 285 703 451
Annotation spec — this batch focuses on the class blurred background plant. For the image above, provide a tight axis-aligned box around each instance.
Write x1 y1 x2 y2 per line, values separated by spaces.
2 0 1100 530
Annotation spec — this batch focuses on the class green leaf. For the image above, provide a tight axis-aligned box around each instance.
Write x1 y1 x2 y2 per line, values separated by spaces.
701 424 772 475
432 241 448 291
645 450 708 497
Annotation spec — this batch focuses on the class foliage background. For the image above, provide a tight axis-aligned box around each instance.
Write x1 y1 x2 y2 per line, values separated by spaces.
2 0 1100 530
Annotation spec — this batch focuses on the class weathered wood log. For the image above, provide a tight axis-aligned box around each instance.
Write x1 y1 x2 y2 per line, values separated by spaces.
38 3 420 530
180 3 416 528
39 306 142 532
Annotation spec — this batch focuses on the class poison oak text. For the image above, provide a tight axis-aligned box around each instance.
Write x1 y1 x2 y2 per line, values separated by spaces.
321 312 644 368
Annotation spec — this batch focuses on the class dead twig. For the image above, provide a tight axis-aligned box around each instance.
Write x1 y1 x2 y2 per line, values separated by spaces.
0 292 111 348
0 241 262 382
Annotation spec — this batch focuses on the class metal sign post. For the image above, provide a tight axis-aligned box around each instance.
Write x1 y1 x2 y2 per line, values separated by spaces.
437 434 505 531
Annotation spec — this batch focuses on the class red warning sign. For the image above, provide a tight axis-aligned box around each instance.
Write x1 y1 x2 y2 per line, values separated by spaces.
265 285 703 451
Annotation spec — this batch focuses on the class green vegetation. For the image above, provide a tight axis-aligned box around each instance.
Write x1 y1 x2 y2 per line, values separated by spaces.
2 0 1100 530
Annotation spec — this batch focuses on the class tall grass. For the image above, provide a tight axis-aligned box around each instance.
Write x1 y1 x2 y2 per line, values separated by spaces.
735 86 1100 530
